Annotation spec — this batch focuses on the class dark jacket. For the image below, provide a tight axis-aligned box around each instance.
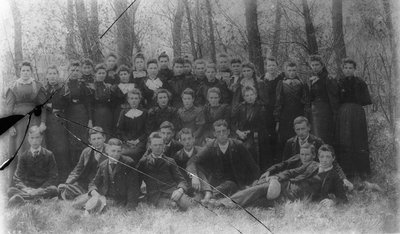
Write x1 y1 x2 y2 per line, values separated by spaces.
137 154 188 201
116 108 148 143
338 76 372 106
14 148 58 189
282 134 324 161
89 156 140 208
187 139 260 187
164 139 183 158
196 79 230 106
276 161 347 203
66 147 107 186
146 106 180 134
172 146 203 183
231 100 268 135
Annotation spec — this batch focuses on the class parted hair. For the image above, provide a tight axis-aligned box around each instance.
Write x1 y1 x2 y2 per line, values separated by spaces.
68 60 81 69
207 87 221 99
213 119 229 130
117 64 131 74
300 143 316 156
147 59 158 67
20 61 33 71
88 126 105 137
230 58 242 64
28 126 43 136
194 59 207 67
173 57 185 66
46 65 59 75
178 128 194 139
241 85 257 97
154 88 172 102
160 121 175 131
82 58 94 67
107 138 122 146
106 52 118 59
342 58 357 69
148 131 164 144
126 88 142 100
158 52 169 61
94 63 107 72
293 116 310 127
181 88 195 98
309 55 324 66
318 144 336 158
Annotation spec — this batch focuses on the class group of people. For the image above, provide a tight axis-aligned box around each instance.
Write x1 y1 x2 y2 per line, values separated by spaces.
4 51 373 212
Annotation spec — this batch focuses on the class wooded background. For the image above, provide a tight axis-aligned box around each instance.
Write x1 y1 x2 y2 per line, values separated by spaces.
1 0 400 136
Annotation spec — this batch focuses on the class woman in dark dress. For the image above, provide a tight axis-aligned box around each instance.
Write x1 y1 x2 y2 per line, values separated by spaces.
91 64 115 135
81 58 95 85
336 59 372 179
308 55 339 145
231 86 268 169
104 53 119 85
201 87 231 145
64 60 93 166
146 89 180 134
113 65 135 129
274 61 309 154
196 63 230 106
177 88 205 143
130 53 147 87
6 61 47 184
141 59 171 108
116 88 147 162
231 62 260 108
44 65 70 183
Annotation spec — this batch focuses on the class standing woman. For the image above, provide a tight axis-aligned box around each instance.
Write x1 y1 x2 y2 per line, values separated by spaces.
336 59 372 179
116 88 147 162
146 89 180 135
231 62 260 108
131 53 147 87
44 65 70 183
231 86 268 169
6 61 47 184
308 55 339 145
141 59 171 108
201 87 231 145
91 64 115 134
274 61 309 155
104 53 119 85
64 60 93 166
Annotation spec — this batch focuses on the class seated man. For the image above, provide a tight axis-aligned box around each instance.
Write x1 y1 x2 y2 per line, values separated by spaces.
187 119 260 205
171 128 210 199
137 132 195 211
217 144 347 208
278 116 353 190
78 138 140 213
58 127 107 200
160 121 183 158
7 126 58 206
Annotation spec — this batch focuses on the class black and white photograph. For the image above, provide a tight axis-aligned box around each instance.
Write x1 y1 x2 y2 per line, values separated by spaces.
0 0 399 233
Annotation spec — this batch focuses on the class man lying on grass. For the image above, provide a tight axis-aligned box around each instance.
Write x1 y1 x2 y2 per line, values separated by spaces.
137 132 196 211
7 126 58 207
73 138 140 213
276 116 353 190
216 144 347 208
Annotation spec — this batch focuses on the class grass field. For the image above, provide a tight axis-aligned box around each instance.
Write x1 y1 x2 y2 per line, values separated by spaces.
1 113 399 234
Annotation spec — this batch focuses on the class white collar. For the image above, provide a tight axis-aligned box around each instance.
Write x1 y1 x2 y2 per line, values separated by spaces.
118 83 136 94
17 77 34 85
184 148 194 157
30 146 42 156
125 108 143 119
218 141 229 153
318 166 333 173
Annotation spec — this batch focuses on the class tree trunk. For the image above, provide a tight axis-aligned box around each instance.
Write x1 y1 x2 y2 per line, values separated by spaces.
244 0 264 75
9 0 23 76
89 0 102 63
195 0 203 58
130 0 141 54
184 0 197 59
66 0 77 60
205 0 216 63
301 0 318 54
75 0 90 58
271 0 282 58
172 0 185 57
332 0 347 73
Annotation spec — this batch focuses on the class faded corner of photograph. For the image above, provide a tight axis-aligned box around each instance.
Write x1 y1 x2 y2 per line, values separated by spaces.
0 0 399 233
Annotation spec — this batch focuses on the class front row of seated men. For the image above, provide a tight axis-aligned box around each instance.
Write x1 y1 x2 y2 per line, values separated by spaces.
7 117 350 212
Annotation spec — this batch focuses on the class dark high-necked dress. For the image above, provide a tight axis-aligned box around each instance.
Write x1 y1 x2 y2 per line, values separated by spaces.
336 76 372 178
45 83 71 183
146 105 180 135
231 100 269 169
64 78 93 167
309 68 339 145
195 79 230 106
91 81 116 135
6 78 47 185
274 77 309 154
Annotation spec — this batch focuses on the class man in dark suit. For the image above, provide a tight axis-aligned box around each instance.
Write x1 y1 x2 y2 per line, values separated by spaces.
58 127 107 200
160 121 183 158
87 138 140 211
137 132 195 210
187 119 260 205
217 144 347 208
7 126 58 206
172 128 210 199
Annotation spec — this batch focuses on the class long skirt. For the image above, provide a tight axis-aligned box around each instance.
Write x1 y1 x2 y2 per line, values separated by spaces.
311 100 335 145
335 103 371 178
65 103 90 167
8 103 43 185
93 103 113 137
46 109 71 183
